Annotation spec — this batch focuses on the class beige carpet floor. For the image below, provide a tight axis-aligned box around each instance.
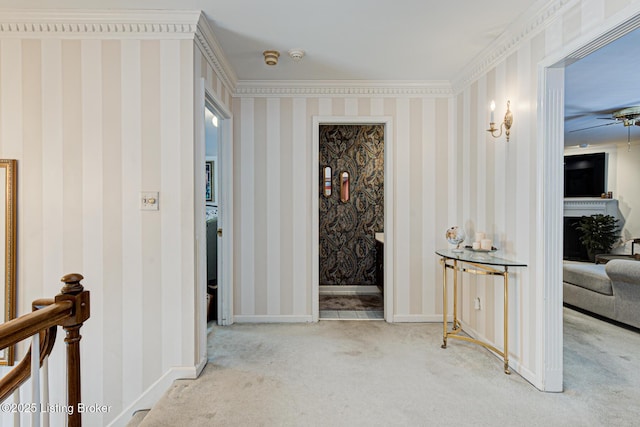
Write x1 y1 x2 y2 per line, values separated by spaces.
319 294 384 311
137 308 640 426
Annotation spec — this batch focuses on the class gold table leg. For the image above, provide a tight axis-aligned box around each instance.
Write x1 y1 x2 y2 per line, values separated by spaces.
503 267 510 374
441 258 447 348
438 257 512 375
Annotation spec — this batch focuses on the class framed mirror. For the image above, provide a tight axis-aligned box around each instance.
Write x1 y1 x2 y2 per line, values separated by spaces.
340 171 350 203
323 166 332 197
0 159 16 366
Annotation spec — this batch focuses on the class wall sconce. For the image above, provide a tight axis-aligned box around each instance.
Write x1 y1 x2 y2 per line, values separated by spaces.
487 100 513 142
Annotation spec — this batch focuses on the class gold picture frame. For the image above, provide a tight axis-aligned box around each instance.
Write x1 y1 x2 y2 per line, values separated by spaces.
0 159 16 366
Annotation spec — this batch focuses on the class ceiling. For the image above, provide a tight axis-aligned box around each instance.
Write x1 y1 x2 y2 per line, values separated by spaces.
0 0 540 81
0 1 637 148
564 28 640 148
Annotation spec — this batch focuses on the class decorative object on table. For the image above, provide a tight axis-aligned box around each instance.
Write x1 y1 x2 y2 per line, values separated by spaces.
445 226 466 252
574 214 620 262
467 231 497 252
465 245 498 253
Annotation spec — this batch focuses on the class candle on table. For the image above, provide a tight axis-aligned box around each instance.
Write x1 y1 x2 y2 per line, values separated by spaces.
481 239 492 250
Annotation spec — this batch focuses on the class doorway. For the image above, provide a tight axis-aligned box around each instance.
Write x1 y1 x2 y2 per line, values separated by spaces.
318 124 385 320
312 116 394 322
539 14 640 391
198 87 233 334
205 104 221 323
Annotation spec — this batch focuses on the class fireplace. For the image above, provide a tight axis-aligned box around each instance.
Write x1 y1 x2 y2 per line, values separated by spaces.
564 217 588 261
563 198 620 261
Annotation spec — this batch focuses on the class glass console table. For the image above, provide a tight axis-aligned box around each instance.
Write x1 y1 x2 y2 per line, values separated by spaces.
435 249 527 374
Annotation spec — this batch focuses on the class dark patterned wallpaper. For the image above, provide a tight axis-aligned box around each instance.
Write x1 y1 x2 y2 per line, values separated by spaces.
319 125 384 286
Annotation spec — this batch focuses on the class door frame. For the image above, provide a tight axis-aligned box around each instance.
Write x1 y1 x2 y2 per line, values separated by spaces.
312 116 394 322
196 80 234 368
536 10 640 391
205 91 234 326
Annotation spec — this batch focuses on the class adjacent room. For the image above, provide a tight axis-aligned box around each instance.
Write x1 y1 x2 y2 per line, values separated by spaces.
562 26 640 331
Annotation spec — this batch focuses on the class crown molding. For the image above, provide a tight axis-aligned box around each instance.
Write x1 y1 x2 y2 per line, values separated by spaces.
0 9 201 39
234 80 453 98
451 0 574 93
195 13 238 95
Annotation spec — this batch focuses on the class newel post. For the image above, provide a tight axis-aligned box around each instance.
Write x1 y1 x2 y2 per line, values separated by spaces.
55 274 90 427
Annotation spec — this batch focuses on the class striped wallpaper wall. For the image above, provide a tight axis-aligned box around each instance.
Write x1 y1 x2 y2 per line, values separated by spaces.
230 95 454 321
452 0 640 387
0 34 203 426
0 1 639 424
227 0 640 390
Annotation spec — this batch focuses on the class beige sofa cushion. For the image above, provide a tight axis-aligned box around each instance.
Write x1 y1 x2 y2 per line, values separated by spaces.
563 262 612 295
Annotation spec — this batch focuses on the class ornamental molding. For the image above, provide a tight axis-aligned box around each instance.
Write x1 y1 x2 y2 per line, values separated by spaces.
194 14 238 95
563 198 620 219
0 10 201 39
234 80 453 98
451 0 574 93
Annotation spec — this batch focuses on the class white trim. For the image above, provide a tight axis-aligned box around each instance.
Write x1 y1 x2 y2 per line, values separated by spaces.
204 89 234 327
312 116 394 323
535 6 640 393
393 315 451 323
563 198 619 219
455 320 542 390
0 9 201 39
107 362 205 427
541 4 640 68
537 65 565 393
196 79 208 371
235 80 452 97
234 315 314 323
451 0 573 92
195 13 238 95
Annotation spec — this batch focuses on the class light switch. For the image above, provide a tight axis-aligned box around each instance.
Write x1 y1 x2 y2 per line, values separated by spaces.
141 191 159 211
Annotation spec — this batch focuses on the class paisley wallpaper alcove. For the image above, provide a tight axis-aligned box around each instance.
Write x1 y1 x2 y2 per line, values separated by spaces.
319 124 384 286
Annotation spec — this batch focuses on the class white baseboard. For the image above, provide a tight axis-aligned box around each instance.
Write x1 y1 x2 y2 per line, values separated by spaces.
194 355 207 377
450 320 547 391
107 357 207 427
319 285 381 295
393 314 450 323
233 315 314 323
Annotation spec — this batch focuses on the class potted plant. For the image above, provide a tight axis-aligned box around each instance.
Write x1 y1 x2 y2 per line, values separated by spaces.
574 214 620 262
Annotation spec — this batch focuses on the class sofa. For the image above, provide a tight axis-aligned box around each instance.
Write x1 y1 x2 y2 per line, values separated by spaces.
563 259 640 329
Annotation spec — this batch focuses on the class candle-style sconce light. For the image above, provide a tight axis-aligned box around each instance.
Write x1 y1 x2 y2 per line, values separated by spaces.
323 166 332 197
487 100 513 142
340 171 350 202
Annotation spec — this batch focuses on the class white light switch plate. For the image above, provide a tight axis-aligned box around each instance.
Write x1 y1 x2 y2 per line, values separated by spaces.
141 191 159 211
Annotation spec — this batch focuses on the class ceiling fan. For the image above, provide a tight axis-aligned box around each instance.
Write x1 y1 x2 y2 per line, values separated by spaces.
569 106 640 133
569 106 640 150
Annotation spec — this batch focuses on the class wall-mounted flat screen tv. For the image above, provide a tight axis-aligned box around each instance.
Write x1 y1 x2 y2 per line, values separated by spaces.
564 152 606 197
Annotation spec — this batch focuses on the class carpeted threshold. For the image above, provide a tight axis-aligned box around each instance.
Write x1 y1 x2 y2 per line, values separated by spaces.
319 294 383 311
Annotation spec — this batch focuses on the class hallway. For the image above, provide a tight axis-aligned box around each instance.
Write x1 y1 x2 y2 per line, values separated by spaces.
135 308 640 426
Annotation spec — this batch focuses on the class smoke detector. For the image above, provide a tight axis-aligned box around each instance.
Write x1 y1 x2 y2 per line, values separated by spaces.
263 50 280 66
288 49 305 62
